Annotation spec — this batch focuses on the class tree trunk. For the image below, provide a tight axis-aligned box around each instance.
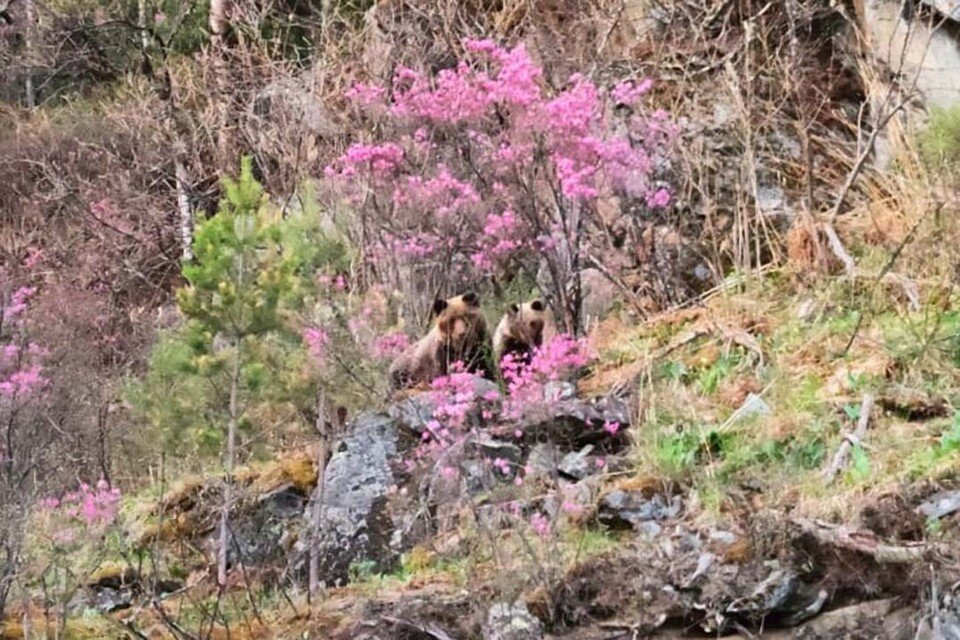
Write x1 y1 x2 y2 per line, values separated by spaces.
138 0 150 52
307 388 331 600
23 0 36 108
175 159 193 262
217 341 242 587
208 0 232 173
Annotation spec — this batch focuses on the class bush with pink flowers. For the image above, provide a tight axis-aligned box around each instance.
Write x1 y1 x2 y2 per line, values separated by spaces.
325 39 676 334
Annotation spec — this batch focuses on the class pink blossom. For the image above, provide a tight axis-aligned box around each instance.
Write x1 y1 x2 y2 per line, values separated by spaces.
561 500 585 515
440 466 459 480
529 512 550 538
500 334 594 419
42 479 121 548
646 187 672 209
603 420 621 435
302 327 330 363
610 78 653 105
22 248 43 269
373 332 411 360
345 82 387 106
323 39 674 295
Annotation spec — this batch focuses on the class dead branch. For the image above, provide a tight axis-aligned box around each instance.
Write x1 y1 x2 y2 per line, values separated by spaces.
822 393 874 483
792 518 929 564
822 223 857 278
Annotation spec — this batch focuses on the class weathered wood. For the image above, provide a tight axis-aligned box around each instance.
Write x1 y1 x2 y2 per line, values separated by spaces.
822 393 875 483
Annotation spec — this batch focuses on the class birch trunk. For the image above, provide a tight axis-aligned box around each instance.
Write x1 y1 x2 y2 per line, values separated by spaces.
138 0 150 52
175 160 193 262
24 0 36 108
218 341 242 587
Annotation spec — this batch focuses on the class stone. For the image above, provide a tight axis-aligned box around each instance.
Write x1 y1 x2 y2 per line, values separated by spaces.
727 568 798 615
387 376 500 436
299 412 401 586
526 443 564 478
484 601 544 640
476 437 523 466
228 483 306 569
580 267 619 329
543 380 576 402
88 585 133 613
708 529 738 546
558 445 595 481
921 0 960 21
917 490 960 521
863 0 960 110
516 395 631 450
597 490 682 529
725 393 771 427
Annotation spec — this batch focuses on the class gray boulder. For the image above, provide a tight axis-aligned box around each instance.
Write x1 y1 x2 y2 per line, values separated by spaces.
484 602 544 640
301 412 401 586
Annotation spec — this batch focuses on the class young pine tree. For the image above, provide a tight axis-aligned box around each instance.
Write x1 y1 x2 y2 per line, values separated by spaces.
176 157 301 587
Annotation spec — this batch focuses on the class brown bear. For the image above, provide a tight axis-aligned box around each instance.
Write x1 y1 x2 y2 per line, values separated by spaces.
388 292 494 391
493 299 550 368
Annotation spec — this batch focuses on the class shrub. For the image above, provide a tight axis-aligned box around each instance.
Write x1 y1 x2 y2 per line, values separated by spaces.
919 105 960 171
325 39 675 334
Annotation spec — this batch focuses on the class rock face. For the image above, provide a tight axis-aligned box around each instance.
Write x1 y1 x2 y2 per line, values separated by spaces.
229 484 307 570
598 488 683 530
484 602 544 640
305 412 402 586
863 0 960 111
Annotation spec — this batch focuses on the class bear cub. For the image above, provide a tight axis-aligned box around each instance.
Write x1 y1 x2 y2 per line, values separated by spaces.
493 299 549 368
388 292 494 391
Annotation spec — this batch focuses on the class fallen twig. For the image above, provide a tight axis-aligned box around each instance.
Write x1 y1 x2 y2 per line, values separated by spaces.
822 393 874 483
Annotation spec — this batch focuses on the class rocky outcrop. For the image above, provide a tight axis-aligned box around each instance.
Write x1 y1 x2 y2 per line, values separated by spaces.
299 412 404 587
484 602 544 640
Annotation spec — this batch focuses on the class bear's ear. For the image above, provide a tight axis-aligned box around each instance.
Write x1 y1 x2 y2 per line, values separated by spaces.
432 298 449 316
530 299 545 312
461 291 479 307
508 303 520 316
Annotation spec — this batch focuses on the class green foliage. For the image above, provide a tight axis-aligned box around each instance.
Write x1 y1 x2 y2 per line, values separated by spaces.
131 159 344 459
919 105 960 170
909 412 960 478
696 352 741 395
846 444 872 485
178 158 294 338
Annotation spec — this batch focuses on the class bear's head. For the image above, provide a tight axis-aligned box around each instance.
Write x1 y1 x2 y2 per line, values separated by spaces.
433 292 487 350
503 299 547 348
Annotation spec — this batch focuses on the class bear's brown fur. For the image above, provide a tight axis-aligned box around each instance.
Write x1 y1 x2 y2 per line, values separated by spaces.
493 299 549 368
388 292 494 391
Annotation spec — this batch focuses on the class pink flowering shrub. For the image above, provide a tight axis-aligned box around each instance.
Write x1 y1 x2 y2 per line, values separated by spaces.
1 285 48 412
326 39 676 334
21 479 122 626
407 334 596 487
36 480 122 548
500 333 594 419
411 367 500 471
302 326 331 364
